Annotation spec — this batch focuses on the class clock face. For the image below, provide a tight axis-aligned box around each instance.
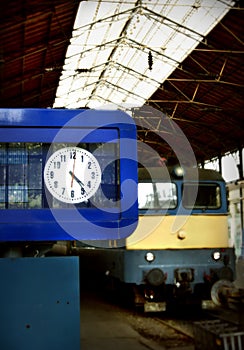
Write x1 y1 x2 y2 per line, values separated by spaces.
44 147 101 203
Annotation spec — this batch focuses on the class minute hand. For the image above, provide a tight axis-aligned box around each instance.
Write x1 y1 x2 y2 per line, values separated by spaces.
69 171 85 188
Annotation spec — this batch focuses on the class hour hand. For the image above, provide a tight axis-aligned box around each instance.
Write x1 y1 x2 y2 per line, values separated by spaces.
69 171 85 188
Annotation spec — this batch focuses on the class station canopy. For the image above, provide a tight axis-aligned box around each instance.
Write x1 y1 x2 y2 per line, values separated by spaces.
54 0 234 109
1 0 243 163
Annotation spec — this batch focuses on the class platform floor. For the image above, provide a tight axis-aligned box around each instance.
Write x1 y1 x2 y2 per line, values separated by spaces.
80 290 161 350
80 290 194 350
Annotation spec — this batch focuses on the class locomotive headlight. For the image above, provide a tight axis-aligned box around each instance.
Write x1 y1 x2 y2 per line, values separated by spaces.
212 251 221 261
145 252 155 263
172 165 184 178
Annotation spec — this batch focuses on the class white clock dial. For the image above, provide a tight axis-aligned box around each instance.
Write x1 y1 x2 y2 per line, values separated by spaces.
44 147 101 203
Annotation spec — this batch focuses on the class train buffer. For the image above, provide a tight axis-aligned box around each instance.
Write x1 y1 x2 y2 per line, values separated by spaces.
193 319 244 350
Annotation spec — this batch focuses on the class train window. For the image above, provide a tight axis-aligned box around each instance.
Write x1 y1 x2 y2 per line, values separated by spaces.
138 182 177 209
182 183 221 209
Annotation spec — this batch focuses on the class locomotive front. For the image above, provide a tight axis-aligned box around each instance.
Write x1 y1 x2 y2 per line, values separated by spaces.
124 166 236 311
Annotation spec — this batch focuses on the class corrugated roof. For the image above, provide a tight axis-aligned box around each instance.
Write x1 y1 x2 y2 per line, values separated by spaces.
0 0 80 107
0 0 243 163
144 5 243 161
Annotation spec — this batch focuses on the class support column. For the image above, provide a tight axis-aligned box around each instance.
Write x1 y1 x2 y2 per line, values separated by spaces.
238 147 243 233
218 154 222 174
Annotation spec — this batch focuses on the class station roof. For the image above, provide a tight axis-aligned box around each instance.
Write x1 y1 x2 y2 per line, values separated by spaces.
1 0 243 164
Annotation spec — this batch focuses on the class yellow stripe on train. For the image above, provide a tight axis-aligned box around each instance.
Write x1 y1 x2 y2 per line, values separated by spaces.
126 215 230 249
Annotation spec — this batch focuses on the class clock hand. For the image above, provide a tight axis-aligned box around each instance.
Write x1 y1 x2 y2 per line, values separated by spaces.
69 171 85 189
71 158 76 187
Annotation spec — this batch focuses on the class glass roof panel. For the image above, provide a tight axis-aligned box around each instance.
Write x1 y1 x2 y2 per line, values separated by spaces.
53 0 234 109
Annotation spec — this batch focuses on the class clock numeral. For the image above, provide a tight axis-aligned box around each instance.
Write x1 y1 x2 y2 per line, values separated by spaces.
50 171 54 179
91 171 95 179
81 155 84 162
60 155 66 162
71 190 75 198
81 188 85 195
87 181 91 188
53 161 61 169
62 188 65 195
70 151 76 160
54 181 58 188
88 161 91 169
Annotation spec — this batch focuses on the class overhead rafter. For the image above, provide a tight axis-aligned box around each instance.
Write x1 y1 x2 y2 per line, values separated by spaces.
0 0 243 165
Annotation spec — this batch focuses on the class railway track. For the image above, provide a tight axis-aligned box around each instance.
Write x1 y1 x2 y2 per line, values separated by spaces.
152 303 244 350
154 316 195 338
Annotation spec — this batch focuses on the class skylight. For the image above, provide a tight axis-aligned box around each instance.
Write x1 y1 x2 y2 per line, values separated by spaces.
53 0 234 110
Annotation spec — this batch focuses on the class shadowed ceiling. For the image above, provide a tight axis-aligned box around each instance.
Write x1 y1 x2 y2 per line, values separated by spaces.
0 0 243 164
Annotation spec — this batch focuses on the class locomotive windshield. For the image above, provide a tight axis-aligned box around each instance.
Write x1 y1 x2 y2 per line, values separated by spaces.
138 180 221 211
182 183 221 209
138 182 177 209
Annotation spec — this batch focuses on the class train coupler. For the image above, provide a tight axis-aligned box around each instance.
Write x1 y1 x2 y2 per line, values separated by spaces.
174 268 194 295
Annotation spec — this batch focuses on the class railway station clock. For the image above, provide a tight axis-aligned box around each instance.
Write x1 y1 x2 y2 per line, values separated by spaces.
0 108 138 242
44 147 102 204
